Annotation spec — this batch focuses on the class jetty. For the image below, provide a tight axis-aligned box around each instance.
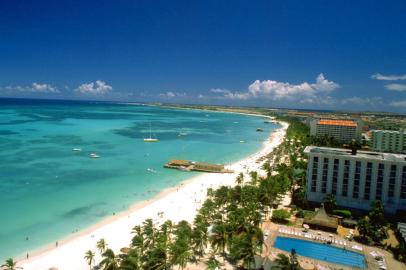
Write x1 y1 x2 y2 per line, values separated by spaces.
164 159 234 173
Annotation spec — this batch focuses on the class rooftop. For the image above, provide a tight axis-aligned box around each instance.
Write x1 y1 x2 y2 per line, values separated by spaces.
371 129 404 134
317 119 357 127
304 146 406 162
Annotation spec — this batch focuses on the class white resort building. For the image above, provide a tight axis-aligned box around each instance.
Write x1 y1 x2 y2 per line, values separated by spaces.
304 146 406 214
310 119 361 142
371 129 406 153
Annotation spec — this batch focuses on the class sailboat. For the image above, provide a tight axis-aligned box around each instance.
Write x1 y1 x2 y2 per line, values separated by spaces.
144 122 159 142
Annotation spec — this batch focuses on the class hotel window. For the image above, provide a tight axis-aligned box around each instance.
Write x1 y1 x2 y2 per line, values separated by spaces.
364 162 372 200
332 159 339 195
401 166 406 199
342 160 350 197
353 161 361 199
388 165 397 198
321 158 328 193
311 156 318 192
376 163 384 201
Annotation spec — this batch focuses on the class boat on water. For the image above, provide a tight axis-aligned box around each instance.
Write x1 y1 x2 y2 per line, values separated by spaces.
147 168 157 173
72 148 82 152
89 153 100 158
256 128 264 132
240 140 245 143
144 122 159 142
144 138 159 142
178 132 188 136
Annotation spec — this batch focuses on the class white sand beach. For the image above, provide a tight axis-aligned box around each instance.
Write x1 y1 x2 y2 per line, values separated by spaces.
19 121 288 270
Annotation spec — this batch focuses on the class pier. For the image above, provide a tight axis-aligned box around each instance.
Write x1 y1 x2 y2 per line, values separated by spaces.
164 159 234 173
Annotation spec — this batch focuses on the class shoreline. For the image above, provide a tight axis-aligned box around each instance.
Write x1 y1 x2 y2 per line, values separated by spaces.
18 116 288 270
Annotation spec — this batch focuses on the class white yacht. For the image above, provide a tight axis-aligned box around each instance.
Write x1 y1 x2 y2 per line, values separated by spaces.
89 153 100 158
144 122 159 142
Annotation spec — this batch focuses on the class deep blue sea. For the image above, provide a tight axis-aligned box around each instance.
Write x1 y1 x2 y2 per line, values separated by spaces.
0 98 279 260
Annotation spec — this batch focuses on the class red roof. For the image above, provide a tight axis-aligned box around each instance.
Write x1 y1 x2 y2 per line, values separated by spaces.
318 119 357 127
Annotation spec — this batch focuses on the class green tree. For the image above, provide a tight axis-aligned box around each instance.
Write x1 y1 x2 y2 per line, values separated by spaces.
357 200 388 244
191 214 209 258
170 220 193 269
322 193 336 213
99 249 120 270
1 258 21 270
97 238 107 255
84 250 95 270
236 172 244 185
206 255 221 270
210 223 228 255
229 225 263 269
272 209 291 224
119 249 140 270
249 171 259 186
272 249 300 270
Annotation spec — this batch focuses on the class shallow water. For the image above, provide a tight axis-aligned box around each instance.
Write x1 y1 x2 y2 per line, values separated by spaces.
0 98 279 260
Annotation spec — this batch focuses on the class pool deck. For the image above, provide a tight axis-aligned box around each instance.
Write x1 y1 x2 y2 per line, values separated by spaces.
261 222 406 270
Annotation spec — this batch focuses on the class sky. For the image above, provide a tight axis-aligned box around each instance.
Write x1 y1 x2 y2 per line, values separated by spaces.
0 1 405 112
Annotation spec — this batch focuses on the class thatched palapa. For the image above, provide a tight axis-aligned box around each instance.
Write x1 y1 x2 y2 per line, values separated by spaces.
303 205 338 232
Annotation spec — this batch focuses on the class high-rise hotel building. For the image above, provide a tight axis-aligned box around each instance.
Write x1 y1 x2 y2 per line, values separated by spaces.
310 119 362 142
371 129 406 153
304 146 406 213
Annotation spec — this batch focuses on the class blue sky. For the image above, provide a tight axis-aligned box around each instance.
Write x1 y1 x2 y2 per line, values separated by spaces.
0 1 405 112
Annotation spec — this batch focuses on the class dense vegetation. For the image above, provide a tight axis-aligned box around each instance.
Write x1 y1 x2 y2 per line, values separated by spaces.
86 161 296 270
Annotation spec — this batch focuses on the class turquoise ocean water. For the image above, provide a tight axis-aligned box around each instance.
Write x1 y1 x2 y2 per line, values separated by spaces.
0 98 279 260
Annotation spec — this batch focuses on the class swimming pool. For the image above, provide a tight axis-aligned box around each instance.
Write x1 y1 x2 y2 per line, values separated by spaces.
273 236 366 268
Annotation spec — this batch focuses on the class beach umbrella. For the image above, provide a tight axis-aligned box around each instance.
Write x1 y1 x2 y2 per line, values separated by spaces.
317 231 321 235
300 261 315 270
303 224 310 229
120 247 130 254
329 233 333 237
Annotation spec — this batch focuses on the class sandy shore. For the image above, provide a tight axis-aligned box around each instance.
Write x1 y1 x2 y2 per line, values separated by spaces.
19 120 288 270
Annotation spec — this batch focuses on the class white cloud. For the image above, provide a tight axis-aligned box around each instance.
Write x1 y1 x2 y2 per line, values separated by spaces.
385 83 406 91
0 83 59 93
311 73 340 91
371 73 406 81
31 83 58 93
158 91 186 99
76 80 112 95
213 73 339 101
390 100 406 107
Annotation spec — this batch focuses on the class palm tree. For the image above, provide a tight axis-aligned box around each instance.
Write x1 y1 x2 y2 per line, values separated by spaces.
272 249 299 270
249 171 259 186
170 221 193 269
206 255 221 270
1 258 21 270
99 248 120 270
323 193 336 213
131 225 144 252
118 249 140 270
191 214 209 258
209 223 228 255
97 238 107 255
235 172 244 185
142 218 156 248
84 250 95 270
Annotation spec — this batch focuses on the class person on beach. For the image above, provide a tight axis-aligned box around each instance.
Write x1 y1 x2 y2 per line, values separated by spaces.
56 241 58 247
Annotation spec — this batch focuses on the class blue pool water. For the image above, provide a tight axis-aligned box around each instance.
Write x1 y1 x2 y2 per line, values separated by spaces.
273 236 366 268
0 98 279 260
